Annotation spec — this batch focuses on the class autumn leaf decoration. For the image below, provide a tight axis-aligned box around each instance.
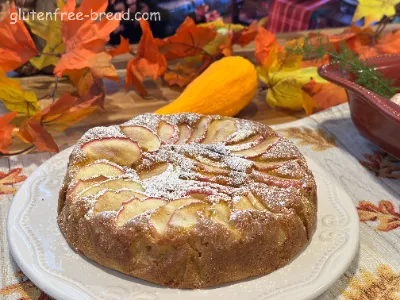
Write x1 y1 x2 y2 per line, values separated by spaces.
254 21 400 113
0 1 266 154
342 264 400 300
125 17 261 95
352 0 398 24
2 0 400 154
357 200 400 232
0 168 26 196
280 128 336 151
0 270 51 299
0 112 18 154
360 151 400 179
0 0 117 154
0 4 38 72
25 0 65 70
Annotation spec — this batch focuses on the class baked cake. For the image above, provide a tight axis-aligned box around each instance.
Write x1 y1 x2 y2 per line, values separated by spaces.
58 113 317 288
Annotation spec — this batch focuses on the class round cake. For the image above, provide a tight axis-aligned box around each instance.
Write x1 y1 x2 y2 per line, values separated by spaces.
58 113 317 288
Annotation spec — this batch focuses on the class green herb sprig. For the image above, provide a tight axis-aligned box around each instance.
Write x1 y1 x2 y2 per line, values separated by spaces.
286 34 397 98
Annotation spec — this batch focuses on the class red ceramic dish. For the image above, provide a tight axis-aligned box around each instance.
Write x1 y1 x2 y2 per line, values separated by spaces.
318 54 400 159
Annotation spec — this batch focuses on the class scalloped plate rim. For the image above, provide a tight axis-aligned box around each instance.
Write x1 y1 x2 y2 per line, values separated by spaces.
7 147 359 300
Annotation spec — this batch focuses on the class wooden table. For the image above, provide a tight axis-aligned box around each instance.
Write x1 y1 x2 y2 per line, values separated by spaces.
8 24 400 153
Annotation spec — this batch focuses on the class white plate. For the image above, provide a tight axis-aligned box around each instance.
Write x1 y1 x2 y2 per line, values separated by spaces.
8 147 359 300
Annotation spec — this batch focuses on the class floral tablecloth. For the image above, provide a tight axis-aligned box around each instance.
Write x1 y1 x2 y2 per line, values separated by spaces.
1 103 399 300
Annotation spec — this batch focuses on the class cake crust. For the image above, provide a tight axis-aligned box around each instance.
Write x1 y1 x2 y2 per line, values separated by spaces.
58 113 317 288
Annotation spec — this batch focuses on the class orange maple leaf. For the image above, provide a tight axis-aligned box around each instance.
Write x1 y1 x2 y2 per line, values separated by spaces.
357 200 400 231
0 111 17 154
107 36 130 57
216 22 259 58
0 168 26 195
308 31 357 49
66 68 106 102
17 93 102 152
300 56 330 68
231 21 259 47
17 113 59 153
0 4 38 72
376 30 400 55
157 17 217 60
302 79 348 112
163 64 195 88
125 19 167 96
54 0 120 76
343 25 375 54
254 27 279 65
163 57 212 88
354 43 380 58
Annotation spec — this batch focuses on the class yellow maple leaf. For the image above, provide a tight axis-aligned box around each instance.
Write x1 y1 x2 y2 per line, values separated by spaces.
0 68 39 115
353 0 397 23
197 20 245 32
26 0 65 70
257 45 327 115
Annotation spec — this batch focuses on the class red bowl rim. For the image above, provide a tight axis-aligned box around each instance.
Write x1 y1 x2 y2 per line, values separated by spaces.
318 54 400 121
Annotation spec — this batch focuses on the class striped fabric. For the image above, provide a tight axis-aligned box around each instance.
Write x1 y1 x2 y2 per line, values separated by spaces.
267 0 334 33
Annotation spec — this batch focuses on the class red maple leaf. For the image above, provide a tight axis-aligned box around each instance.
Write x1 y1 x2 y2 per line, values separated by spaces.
357 200 400 232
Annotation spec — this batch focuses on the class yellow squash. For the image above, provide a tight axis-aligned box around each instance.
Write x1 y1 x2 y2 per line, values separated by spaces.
156 56 258 116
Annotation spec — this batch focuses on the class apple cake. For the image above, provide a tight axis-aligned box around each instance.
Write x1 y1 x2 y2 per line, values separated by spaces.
58 113 317 288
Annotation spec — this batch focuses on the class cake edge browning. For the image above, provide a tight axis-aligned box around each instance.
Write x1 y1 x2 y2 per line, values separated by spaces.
57 113 317 288
58 197 315 288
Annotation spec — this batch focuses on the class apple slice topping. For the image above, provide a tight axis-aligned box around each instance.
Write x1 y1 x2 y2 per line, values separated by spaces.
232 136 279 158
169 202 208 228
247 192 267 210
186 192 212 201
121 126 161 152
75 161 124 181
251 171 301 188
81 137 141 166
226 134 264 150
138 163 169 181
150 198 201 234
157 121 178 144
79 179 144 198
116 197 167 226
227 133 262 145
210 201 230 227
195 155 225 168
69 177 108 199
252 160 287 171
232 195 255 210
195 162 229 176
94 189 146 214
177 124 192 144
188 116 211 143
202 119 237 144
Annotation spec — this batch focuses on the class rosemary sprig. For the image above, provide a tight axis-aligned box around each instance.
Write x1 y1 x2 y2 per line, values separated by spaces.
286 34 397 98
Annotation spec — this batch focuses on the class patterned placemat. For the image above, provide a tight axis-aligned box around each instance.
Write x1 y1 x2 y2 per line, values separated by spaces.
1 103 399 300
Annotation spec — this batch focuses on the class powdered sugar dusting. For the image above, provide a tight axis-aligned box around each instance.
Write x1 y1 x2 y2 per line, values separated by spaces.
122 114 161 133
65 113 316 227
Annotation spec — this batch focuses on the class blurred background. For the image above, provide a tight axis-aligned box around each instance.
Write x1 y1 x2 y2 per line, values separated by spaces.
105 0 363 44
8 0 399 44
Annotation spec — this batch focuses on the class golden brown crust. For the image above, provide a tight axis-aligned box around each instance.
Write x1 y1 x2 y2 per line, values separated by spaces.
57 113 317 288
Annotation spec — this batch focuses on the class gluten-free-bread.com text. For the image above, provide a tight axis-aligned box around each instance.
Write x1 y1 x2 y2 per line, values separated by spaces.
9 8 161 25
